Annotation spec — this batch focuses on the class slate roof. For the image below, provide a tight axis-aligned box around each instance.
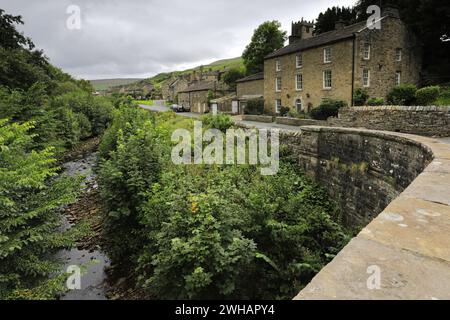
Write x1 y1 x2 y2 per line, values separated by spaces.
178 81 216 93
265 20 368 59
236 72 264 83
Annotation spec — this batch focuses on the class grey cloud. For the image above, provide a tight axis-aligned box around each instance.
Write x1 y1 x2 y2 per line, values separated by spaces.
0 0 356 79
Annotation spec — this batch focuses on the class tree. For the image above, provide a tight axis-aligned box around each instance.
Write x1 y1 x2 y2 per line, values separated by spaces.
242 21 287 75
314 7 357 35
222 68 245 91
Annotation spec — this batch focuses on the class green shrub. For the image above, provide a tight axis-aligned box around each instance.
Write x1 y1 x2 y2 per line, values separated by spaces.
0 120 81 299
435 88 450 106
97 113 168 268
244 98 264 115
98 110 351 299
387 84 417 105
415 86 441 105
353 88 369 106
279 106 290 117
310 99 347 120
367 97 385 106
200 113 233 132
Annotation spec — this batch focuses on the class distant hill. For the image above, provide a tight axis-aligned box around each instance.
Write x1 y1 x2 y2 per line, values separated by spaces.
90 78 143 91
108 57 244 93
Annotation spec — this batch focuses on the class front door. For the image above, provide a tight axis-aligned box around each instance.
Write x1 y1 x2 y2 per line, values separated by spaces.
232 101 238 114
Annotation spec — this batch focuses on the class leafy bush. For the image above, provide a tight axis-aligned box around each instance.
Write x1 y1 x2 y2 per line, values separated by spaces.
279 106 290 117
0 120 81 299
353 88 369 106
367 97 385 106
415 86 441 105
310 99 347 120
387 84 417 106
435 87 450 106
200 113 233 132
98 109 350 299
97 111 168 268
244 98 264 115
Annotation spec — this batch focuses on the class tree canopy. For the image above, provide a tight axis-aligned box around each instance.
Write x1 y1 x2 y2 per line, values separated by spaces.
242 21 287 75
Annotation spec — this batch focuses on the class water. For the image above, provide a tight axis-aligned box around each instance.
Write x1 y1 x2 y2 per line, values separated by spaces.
57 151 110 300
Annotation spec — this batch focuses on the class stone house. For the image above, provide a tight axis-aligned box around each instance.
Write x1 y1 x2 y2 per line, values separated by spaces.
236 72 264 113
263 6 421 114
166 77 189 103
178 81 217 113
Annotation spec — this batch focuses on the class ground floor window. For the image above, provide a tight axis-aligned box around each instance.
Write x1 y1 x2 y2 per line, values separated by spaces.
395 71 401 86
363 69 370 87
323 70 332 89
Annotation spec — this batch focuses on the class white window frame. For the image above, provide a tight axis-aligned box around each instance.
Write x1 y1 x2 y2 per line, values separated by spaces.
275 99 282 113
363 43 371 60
296 54 303 68
276 59 281 71
395 71 401 86
324 47 332 63
396 48 402 62
323 70 332 89
363 69 370 87
295 74 303 91
275 77 282 92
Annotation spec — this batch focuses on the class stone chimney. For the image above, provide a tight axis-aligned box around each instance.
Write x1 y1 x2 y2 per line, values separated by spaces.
382 5 400 18
289 18 314 44
335 20 345 30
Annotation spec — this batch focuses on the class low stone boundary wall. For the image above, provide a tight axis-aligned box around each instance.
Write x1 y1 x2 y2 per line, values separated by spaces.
241 115 274 123
283 126 450 300
275 117 326 126
329 106 450 137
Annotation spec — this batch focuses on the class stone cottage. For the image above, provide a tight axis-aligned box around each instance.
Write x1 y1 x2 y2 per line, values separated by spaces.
236 72 264 113
178 81 217 113
263 6 421 114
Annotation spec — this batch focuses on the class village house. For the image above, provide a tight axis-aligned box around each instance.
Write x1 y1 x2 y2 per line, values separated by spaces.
178 80 232 113
236 72 264 113
263 6 421 114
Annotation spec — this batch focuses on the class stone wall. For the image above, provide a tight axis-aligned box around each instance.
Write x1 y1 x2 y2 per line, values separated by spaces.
328 106 450 137
280 126 433 227
276 117 327 126
277 126 450 300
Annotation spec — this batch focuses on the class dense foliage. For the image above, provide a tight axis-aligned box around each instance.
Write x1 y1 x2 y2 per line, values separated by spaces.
0 10 114 153
314 6 357 35
242 21 287 75
415 86 441 105
97 108 350 299
0 120 82 299
310 99 347 120
353 88 369 106
0 9 115 299
222 68 245 91
387 84 417 105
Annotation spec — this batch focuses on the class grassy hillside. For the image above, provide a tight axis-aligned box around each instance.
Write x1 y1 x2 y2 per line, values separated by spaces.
90 78 143 91
112 57 244 92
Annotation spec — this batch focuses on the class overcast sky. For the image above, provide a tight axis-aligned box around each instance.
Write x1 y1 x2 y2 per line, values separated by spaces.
1 0 356 79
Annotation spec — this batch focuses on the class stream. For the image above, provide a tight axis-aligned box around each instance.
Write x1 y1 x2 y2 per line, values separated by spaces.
57 152 111 300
